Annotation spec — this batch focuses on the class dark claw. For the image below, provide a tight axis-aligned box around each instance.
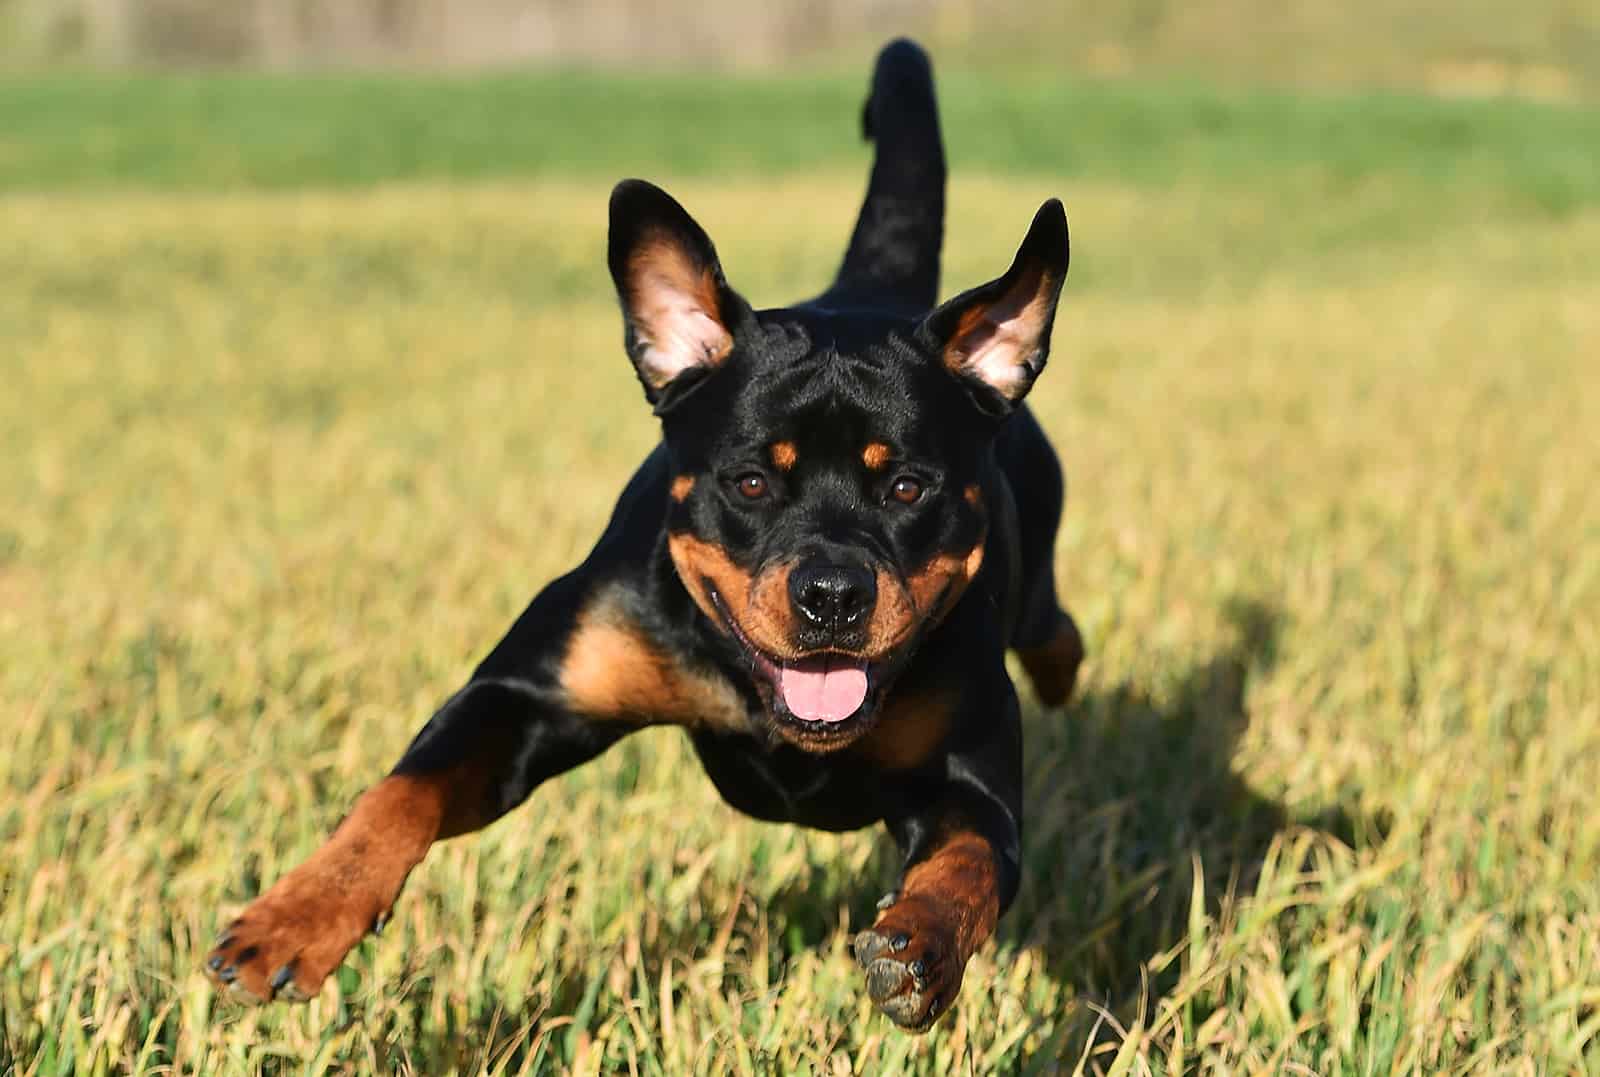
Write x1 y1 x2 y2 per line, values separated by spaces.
866 959 906 1000
217 965 237 984
876 890 899 911
909 958 926 981
881 990 925 1027
214 934 234 950
269 963 295 994
889 933 909 952
853 930 887 967
372 910 389 936
207 955 225 972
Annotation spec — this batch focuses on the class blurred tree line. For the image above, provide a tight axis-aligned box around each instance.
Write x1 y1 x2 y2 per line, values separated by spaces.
0 0 935 68
1 0 1594 98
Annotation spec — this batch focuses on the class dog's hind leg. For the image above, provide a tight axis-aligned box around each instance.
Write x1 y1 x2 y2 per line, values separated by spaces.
811 38 946 316
999 406 1085 707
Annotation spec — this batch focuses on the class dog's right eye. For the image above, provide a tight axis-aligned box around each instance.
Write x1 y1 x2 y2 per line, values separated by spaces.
889 475 924 505
734 473 770 500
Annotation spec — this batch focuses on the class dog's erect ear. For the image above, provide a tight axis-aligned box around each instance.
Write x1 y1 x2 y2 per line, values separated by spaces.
608 180 748 407
922 199 1069 414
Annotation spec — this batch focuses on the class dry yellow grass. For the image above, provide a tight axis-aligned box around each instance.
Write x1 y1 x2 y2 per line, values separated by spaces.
2 174 1598 1072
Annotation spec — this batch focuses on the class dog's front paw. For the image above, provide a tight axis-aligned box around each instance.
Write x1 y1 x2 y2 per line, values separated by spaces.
205 861 387 1005
852 893 966 1031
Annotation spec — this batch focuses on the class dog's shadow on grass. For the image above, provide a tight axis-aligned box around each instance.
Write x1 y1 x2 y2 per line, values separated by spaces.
774 597 1368 1050
999 596 1370 1042
404 598 1360 1069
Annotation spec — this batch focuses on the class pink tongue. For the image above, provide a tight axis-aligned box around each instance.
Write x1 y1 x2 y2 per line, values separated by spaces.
779 656 869 723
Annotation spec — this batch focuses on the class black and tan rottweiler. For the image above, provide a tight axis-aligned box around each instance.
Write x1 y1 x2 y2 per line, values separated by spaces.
205 38 1083 1032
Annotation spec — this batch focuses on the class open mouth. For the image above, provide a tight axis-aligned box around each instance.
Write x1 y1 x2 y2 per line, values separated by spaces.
708 588 875 728
776 653 870 723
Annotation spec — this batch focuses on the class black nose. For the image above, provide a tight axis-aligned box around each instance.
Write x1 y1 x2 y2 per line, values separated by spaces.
789 560 876 632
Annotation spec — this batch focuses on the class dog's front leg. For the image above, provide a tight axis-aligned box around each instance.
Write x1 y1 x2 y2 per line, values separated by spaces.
204 670 626 1004
853 687 1023 1031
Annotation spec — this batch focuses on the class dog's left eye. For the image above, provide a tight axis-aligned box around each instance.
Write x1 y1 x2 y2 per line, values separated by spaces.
889 476 924 505
735 473 770 500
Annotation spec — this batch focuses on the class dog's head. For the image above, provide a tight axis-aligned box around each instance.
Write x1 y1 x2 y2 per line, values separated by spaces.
608 180 1068 751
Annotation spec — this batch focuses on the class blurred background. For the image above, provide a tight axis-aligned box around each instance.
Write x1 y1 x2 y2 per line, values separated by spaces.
2 2 1597 1075
1 0 1597 94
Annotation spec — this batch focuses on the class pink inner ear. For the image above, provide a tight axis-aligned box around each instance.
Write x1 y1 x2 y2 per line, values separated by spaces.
628 252 733 392
949 270 1055 401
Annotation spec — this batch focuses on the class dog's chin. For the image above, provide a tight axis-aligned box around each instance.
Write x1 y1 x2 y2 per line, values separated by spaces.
708 591 892 752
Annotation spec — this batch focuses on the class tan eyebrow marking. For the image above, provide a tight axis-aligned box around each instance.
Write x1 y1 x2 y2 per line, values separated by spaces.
670 475 695 502
862 442 891 470
770 441 798 470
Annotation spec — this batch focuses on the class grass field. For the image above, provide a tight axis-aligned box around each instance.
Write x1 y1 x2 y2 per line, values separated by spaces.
1 68 1598 1074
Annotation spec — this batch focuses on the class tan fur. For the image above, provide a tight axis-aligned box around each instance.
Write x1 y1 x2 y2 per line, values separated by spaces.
865 541 986 656
905 544 986 617
560 594 747 732
1017 615 1085 707
670 529 984 668
204 774 452 1002
670 474 695 502
853 688 953 770
862 442 891 470
769 441 798 470
885 826 1000 961
667 532 804 659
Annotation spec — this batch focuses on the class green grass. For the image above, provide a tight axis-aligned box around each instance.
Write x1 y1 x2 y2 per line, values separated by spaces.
1 72 1599 1074
2 69 1599 216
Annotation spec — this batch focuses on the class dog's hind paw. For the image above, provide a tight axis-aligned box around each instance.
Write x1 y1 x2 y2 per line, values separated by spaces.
1017 612 1085 707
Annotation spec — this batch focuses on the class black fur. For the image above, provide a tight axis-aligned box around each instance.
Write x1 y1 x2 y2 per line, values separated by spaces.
401 35 1078 1005
221 39 1084 1032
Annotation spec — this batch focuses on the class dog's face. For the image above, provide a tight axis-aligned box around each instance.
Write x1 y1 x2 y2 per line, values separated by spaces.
608 181 1068 751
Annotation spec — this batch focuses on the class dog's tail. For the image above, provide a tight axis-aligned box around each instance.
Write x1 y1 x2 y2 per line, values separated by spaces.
812 39 946 315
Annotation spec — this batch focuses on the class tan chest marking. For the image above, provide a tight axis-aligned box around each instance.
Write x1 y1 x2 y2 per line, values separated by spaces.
560 595 748 733
853 688 955 770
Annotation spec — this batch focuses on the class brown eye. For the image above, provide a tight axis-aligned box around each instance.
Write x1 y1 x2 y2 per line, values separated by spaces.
736 473 769 500
890 475 923 504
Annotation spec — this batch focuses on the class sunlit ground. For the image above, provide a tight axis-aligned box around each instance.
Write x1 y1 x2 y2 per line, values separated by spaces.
2 73 1597 1073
